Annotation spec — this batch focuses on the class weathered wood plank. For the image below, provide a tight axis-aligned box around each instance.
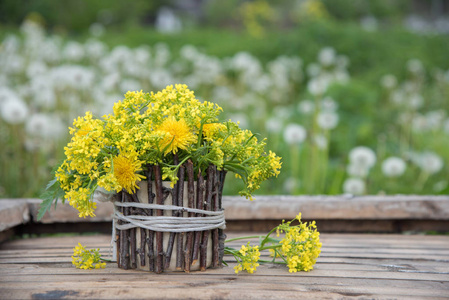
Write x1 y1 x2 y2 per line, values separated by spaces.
1 266 448 282
0 199 30 231
2 260 448 275
1 278 448 299
1 233 449 299
12 195 449 227
26 198 114 224
223 195 449 220
3 287 443 300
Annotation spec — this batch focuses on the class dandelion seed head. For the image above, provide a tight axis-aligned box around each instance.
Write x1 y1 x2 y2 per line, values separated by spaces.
381 157 406 177
349 146 376 169
0 97 29 124
283 123 307 145
317 111 339 130
318 47 336 67
343 178 365 195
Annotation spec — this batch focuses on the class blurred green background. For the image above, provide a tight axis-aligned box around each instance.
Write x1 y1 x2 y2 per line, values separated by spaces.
1 0 448 198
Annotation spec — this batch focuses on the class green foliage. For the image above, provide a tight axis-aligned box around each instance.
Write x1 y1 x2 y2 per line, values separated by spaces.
93 22 449 80
321 0 410 20
1 11 448 198
0 0 166 32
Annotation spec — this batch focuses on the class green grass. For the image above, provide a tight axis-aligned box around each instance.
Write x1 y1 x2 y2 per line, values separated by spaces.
89 21 449 82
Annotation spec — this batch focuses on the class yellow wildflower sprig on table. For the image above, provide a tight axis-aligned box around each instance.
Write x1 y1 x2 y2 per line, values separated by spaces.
71 243 106 270
227 242 261 274
224 213 322 274
38 84 281 220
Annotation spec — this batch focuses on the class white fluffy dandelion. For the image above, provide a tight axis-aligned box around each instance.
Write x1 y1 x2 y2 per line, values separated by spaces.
283 177 300 194
89 23 105 37
408 94 424 109
314 134 328 149
297 100 315 115
229 113 249 129
307 77 329 95
63 41 85 61
407 59 424 74
416 151 444 174
318 47 336 67
283 123 307 145
390 90 405 105
349 146 377 169
443 118 449 134
321 96 338 111
426 110 446 130
380 74 397 89
306 63 321 77
381 157 406 177
346 163 369 178
343 178 366 195
0 97 29 124
265 118 283 133
317 111 339 130
25 113 52 138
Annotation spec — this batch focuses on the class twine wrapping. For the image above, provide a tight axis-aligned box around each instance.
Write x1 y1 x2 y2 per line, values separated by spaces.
113 201 226 233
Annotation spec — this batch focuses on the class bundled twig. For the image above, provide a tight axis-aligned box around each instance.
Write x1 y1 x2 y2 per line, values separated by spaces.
153 165 165 274
164 155 179 269
119 192 129 269
184 160 195 272
200 165 215 271
115 163 224 273
176 163 185 270
191 169 205 267
146 166 155 271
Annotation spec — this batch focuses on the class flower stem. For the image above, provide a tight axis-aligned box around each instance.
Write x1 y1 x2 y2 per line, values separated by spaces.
225 235 263 243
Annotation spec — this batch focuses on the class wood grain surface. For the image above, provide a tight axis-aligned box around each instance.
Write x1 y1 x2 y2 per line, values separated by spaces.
1 233 448 299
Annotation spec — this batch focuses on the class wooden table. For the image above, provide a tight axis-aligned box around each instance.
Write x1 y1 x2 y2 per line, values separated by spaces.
0 233 448 299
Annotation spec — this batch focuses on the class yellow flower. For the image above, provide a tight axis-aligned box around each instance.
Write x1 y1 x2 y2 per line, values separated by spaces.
156 117 196 155
71 243 106 270
234 242 260 274
239 244 248 256
202 123 226 141
113 154 145 194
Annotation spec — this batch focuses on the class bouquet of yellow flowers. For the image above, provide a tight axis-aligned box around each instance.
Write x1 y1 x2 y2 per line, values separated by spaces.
38 84 281 219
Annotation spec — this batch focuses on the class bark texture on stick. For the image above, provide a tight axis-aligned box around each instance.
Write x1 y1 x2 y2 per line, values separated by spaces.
119 192 129 269
176 164 185 270
127 192 137 269
200 165 215 271
147 166 155 272
191 169 204 267
154 165 164 274
115 193 121 264
184 160 195 272
211 166 220 268
218 170 227 267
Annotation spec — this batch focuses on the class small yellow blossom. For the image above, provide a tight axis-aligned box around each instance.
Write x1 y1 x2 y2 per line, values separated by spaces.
113 153 145 193
156 117 196 155
234 243 260 274
71 243 106 270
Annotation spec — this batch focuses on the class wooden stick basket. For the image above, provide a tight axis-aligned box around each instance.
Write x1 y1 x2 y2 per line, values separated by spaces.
113 161 227 273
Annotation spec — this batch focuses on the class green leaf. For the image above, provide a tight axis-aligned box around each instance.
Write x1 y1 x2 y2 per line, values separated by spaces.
37 193 55 221
37 174 65 221
45 177 58 190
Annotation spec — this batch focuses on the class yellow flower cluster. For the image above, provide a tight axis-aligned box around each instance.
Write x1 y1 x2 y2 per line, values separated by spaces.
226 212 321 274
233 242 261 274
71 243 106 270
239 0 277 38
41 84 281 219
276 213 322 272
